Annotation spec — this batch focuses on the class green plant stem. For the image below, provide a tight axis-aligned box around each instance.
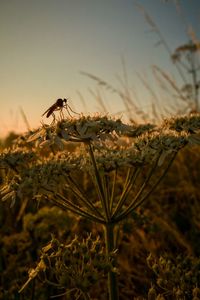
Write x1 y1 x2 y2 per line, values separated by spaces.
110 169 117 213
104 223 119 300
67 175 104 219
101 170 111 219
112 167 140 218
87 142 109 220
44 189 105 224
114 151 161 222
115 152 177 222
131 151 177 211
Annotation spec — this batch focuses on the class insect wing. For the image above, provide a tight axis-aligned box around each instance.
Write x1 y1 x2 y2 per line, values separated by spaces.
42 107 51 116
46 107 55 118
42 103 57 117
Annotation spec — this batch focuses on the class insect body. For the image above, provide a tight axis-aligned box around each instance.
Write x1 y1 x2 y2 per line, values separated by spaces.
42 98 67 118
42 98 79 121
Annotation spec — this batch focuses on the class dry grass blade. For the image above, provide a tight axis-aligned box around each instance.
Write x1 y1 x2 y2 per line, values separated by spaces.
81 70 149 122
88 87 108 113
76 90 88 112
152 65 189 102
20 107 31 131
135 1 188 85
80 71 118 94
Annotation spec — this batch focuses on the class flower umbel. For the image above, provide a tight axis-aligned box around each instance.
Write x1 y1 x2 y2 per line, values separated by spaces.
19 235 118 298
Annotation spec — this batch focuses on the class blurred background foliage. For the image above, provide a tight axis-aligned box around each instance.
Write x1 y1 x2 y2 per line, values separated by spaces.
0 132 199 299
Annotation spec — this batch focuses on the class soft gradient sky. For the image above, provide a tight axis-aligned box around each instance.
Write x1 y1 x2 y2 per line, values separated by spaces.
0 0 199 137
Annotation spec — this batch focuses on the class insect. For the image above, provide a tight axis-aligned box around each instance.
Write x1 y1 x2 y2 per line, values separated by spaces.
42 98 78 120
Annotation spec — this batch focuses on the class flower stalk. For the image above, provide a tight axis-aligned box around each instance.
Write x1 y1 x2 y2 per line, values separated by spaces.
104 222 119 300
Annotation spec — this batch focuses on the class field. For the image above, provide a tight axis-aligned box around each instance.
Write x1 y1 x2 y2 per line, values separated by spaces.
1 2 200 299
0 113 200 300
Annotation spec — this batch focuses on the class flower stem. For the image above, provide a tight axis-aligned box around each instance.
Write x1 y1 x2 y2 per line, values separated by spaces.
104 223 119 300
87 142 109 220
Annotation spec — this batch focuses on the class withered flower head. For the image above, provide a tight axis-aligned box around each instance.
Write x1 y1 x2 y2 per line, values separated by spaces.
27 115 133 148
165 114 200 134
19 235 118 295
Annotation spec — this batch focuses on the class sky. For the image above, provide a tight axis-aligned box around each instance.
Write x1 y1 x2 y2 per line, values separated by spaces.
0 0 199 137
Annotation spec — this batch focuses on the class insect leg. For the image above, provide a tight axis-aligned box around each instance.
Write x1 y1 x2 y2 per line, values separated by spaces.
68 103 79 115
50 112 56 124
59 108 65 119
65 105 74 118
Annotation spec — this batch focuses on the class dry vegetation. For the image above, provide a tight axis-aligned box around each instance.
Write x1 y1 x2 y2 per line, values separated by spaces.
0 113 200 300
1 1 200 300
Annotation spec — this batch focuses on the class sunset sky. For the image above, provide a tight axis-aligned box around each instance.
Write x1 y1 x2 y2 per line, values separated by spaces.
0 0 199 137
